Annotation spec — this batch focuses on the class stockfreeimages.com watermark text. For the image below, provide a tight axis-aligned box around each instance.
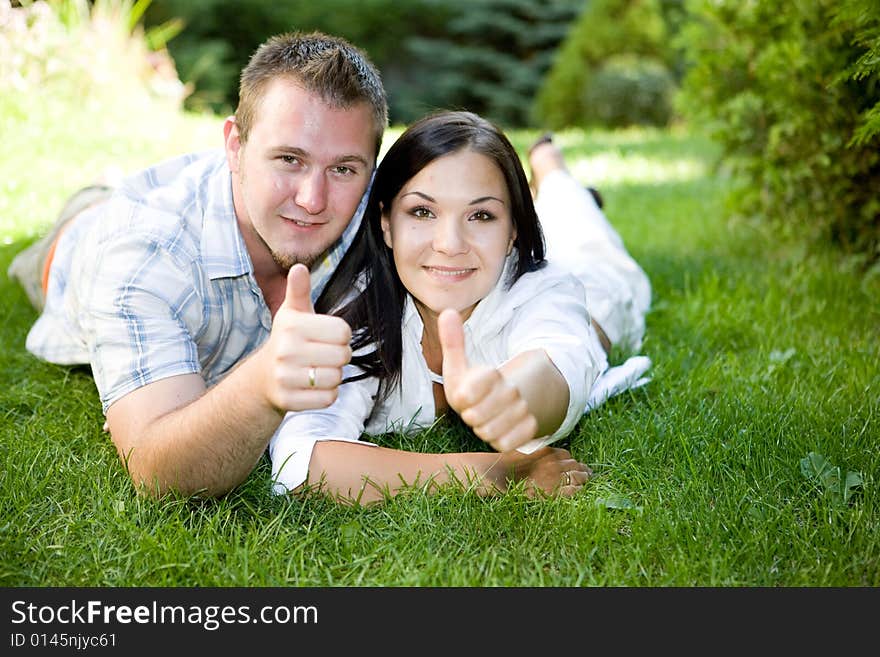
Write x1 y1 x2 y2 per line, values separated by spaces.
10 598 317 632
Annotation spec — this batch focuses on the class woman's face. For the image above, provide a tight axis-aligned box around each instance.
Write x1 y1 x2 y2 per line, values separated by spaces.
381 148 516 325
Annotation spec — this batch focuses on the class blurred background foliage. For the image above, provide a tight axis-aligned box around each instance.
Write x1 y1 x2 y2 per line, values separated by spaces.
677 0 880 264
533 0 684 130
3 0 879 264
142 0 590 126
141 0 685 130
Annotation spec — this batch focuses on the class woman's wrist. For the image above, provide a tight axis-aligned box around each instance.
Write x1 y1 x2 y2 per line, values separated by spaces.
450 452 509 496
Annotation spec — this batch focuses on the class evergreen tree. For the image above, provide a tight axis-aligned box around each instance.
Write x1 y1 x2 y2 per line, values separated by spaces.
835 0 880 146
399 0 583 127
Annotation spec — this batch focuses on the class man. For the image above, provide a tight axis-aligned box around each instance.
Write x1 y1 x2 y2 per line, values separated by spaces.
8 31 388 498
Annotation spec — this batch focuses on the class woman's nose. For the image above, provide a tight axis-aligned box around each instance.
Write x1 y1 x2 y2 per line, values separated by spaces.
432 218 468 255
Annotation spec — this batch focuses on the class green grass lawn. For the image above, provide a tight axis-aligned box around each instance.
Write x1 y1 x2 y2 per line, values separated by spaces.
1 99 877 586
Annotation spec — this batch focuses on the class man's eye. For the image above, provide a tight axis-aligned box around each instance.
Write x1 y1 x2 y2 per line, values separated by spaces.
280 155 300 165
332 165 355 175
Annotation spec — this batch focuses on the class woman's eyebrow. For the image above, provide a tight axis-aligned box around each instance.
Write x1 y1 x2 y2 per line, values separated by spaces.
400 191 436 202
469 195 505 205
400 192 505 205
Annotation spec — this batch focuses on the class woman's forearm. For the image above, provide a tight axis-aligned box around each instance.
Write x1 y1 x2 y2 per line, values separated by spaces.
499 349 570 439
305 440 509 504
304 439 589 504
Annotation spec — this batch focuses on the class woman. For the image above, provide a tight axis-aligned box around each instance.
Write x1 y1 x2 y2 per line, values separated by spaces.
270 111 650 504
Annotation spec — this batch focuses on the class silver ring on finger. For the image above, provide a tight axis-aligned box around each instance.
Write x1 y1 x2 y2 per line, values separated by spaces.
308 367 317 388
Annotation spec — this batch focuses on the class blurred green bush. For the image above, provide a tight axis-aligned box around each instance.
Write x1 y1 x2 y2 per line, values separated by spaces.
532 0 681 129
677 0 880 264
401 0 582 127
583 54 675 127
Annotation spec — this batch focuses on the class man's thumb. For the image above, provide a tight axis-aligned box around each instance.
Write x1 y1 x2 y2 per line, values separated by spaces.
281 263 314 313
438 308 468 382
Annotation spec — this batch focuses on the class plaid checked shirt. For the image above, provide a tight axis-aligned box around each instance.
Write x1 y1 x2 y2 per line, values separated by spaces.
25 150 367 412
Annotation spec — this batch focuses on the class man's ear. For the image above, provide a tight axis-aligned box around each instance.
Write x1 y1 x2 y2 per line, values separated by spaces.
224 116 241 173
380 203 393 249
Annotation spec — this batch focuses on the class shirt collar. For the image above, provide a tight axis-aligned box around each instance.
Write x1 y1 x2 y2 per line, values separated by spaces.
201 155 252 280
460 252 518 333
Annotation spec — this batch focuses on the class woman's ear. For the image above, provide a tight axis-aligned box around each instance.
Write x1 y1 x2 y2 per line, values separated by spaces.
380 203 393 248
507 227 517 256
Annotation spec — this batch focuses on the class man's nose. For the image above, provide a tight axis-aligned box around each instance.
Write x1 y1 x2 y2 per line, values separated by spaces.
295 171 328 215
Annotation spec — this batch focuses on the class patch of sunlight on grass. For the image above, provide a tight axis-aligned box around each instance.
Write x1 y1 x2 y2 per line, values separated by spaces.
548 124 716 187
570 152 707 187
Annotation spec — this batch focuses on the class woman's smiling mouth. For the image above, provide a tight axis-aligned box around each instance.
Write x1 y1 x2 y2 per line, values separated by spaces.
423 265 476 280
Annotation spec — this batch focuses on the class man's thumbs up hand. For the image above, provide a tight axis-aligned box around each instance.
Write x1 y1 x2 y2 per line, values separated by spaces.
280 263 315 313
438 309 538 452
262 264 352 413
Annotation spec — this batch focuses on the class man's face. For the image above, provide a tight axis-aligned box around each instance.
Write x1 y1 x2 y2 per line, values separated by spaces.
226 77 376 271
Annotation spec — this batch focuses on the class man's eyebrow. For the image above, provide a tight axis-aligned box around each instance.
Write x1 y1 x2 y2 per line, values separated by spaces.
336 154 371 167
272 147 370 168
272 146 307 156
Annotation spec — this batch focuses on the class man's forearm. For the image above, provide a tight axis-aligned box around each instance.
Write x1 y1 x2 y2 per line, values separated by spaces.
107 353 283 498
106 278 353 499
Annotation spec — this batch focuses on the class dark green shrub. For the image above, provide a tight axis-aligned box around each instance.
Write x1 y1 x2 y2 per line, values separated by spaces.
678 0 880 264
583 55 675 127
533 0 679 129
836 0 880 147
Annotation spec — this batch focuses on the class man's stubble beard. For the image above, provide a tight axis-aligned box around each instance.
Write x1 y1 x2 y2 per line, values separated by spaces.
270 248 324 272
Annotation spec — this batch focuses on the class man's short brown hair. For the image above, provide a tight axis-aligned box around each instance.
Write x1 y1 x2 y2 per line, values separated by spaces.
236 31 388 157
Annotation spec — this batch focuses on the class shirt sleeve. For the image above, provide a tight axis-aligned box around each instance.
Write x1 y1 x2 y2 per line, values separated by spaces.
504 273 604 453
269 366 380 494
78 228 204 412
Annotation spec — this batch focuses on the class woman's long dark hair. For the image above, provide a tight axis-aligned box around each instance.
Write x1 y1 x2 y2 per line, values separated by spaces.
316 110 546 398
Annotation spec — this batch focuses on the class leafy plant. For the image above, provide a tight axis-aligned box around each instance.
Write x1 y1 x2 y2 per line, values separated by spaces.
402 0 582 127
800 452 864 507
1 0 187 119
595 493 642 512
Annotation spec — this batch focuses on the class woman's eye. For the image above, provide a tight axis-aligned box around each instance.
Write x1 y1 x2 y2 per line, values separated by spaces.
410 206 433 218
470 210 495 222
